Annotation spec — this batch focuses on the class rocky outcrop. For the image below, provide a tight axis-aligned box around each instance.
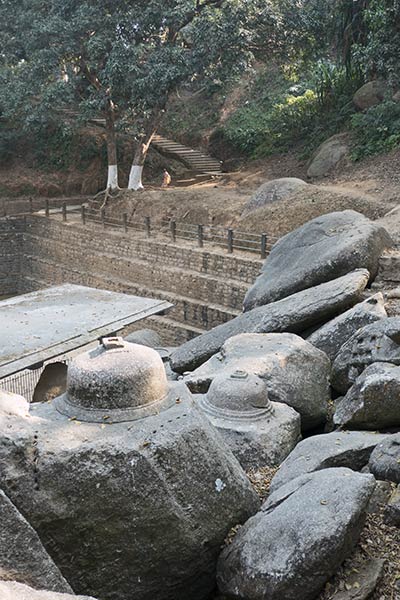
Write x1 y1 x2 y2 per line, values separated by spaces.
307 293 387 362
331 318 400 394
334 363 400 429
170 269 370 373
186 332 330 431
384 485 400 527
353 81 387 111
369 434 400 484
0 490 72 593
270 431 389 493
0 581 96 600
217 468 375 600
243 210 391 311
307 133 350 178
242 178 309 216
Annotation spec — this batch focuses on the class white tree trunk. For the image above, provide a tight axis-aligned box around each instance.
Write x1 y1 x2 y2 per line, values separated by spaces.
107 165 119 191
128 165 144 191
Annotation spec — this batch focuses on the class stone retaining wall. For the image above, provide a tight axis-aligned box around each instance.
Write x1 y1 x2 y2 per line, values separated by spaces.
1 216 263 343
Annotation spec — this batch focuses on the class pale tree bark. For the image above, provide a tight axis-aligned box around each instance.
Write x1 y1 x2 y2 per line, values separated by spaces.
128 107 165 191
105 100 119 191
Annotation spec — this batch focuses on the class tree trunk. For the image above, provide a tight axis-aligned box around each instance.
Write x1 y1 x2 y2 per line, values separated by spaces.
128 107 165 191
105 103 119 191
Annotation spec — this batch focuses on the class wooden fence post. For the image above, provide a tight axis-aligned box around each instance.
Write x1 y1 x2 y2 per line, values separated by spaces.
123 213 128 233
62 202 67 222
145 216 151 238
197 224 204 248
227 228 233 253
260 233 267 259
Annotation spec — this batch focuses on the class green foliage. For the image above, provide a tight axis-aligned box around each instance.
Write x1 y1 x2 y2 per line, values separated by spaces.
351 100 400 159
219 63 360 158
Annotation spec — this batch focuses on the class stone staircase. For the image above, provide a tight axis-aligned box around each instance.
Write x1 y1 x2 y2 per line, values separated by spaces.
152 135 222 174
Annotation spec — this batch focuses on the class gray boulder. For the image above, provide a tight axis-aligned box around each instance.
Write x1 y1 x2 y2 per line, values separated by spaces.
243 210 391 311
307 293 387 362
171 269 370 373
217 468 375 600
0 490 71 592
384 484 400 527
331 317 400 394
369 433 400 483
124 328 162 348
0 581 96 600
186 332 330 431
353 80 387 111
0 390 259 600
307 133 350 179
270 431 390 493
242 178 309 216
334 363 400 430
196 371 301 469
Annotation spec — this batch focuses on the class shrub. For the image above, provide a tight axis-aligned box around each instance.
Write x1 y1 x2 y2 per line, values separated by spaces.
351 99 400 160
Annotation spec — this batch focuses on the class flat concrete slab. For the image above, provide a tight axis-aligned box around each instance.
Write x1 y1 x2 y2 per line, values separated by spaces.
0 284 172 378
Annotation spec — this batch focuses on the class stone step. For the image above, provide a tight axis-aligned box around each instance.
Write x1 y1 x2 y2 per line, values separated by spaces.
23 240 249 310
22 253 241 329
25 217 262 284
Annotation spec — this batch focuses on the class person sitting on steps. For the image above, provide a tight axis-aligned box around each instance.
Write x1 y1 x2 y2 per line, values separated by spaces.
162 168 172 188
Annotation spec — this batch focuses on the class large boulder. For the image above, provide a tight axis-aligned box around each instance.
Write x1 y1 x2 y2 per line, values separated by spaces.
0 387 259 600
170 269 370 373
0 581 96 600
307 293 387 362
331 318 400 394
196 371 301 469
241 178 309 216
270 431 390 493
217 468 375 600
334 363 400 430
186 333 330 431
369 433 400 484
307 133 350 179
353 80 387 111
0 490 71 592
243 210 391 311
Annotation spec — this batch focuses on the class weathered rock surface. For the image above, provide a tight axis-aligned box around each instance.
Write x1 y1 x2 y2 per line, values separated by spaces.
186 332 330 430
307 133 350 179
384 484 400 527
0 391 29 417
353 80 387 111
334 363 400 429
331 317 400 394
270 431 389 493
369 433 400 483
0 490 71 592
197 371 301 469
171 269 370 373
329 558 385 600
217 468 375 600
124 328 162 348
307 293 387 361
0 581 96 600
0 391 259 600
243 210 391 311
242 178 309 216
